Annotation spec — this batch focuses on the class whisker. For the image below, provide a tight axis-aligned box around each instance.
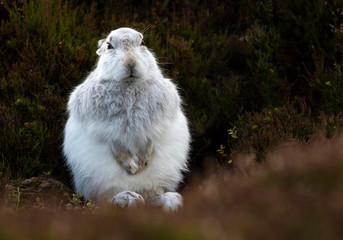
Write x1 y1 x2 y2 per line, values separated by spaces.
141 25 151 35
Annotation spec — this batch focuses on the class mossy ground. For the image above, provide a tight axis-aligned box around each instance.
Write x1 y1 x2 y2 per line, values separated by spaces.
1 0 343 238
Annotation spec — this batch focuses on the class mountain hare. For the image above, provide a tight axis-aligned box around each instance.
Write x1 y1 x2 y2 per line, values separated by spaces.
63 28 190 211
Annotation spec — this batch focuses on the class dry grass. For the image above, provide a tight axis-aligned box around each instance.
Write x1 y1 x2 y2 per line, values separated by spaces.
1 135 343 239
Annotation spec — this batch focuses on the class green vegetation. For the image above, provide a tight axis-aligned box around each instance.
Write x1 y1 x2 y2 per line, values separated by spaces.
1 0 343 179
1 0 343 238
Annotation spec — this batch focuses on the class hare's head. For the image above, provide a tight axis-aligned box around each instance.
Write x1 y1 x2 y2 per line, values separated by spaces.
95 28 160 81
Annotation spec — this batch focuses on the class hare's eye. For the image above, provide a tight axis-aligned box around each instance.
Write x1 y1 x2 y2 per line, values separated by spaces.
107 42 113 49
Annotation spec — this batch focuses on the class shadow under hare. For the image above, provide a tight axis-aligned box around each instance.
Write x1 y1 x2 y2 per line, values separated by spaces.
63 28 190 211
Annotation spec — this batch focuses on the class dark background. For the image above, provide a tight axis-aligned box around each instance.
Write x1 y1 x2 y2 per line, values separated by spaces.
0 0 342 185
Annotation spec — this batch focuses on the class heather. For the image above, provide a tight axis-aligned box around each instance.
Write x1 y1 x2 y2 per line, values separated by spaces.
1 0 343 238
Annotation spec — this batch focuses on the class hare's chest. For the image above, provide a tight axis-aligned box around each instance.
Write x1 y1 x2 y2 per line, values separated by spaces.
91 84 166 127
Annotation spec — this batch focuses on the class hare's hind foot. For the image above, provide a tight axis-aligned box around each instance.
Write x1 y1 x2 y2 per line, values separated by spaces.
112 191 145 208
154 192 183 212
112 190 183 212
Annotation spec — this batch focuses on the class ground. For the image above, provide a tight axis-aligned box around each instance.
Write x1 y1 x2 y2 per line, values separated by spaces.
1 136 343 240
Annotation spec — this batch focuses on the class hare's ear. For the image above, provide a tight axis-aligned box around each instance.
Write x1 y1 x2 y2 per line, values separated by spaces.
96 39 106 56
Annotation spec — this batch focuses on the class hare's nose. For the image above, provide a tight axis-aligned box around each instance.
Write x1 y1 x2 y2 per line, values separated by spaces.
124 52 136 69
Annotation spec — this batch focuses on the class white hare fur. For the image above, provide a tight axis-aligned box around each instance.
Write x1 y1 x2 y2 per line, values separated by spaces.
63 28 190 211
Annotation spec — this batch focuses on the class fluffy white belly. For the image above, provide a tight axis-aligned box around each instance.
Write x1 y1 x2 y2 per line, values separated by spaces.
63 111 189 201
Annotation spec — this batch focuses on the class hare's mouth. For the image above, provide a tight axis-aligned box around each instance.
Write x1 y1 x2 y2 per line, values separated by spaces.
123 68 139 80
124 73 137 79
123 74 138 83
128 72 136 78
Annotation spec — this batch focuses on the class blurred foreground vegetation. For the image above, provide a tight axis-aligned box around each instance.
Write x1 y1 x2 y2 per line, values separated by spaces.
0 0 343 179
1 0 343 238
1 136 343 239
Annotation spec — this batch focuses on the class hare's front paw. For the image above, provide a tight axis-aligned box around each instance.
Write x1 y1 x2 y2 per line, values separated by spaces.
137 153 151 169
155 192 183 212
112 191 145 208
112 142 153 174
137 141 154 169
127 150 152 174
123 150 153 175
113 151 139 174
126 155 140 174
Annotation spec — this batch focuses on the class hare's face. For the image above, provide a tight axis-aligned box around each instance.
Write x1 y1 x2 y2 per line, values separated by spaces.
95 28 159 81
